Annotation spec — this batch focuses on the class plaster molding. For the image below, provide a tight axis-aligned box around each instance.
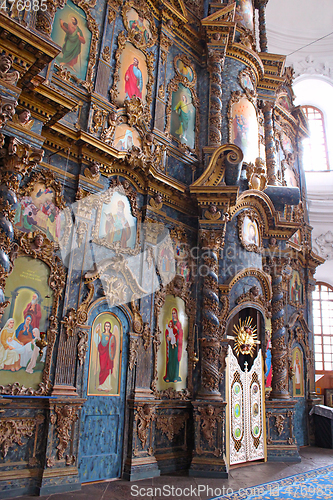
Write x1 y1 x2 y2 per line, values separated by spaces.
315 231 333 260
293 55 333 80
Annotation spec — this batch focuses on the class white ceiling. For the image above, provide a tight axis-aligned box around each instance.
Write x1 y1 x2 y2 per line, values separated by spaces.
266 0 333 78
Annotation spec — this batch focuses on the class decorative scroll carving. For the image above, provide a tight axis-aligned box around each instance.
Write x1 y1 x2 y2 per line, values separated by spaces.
129 337 139 371
77 281 95 325
160 33 172 65
0 418 35 457
236 285 272 318
275 414 285 436
135 404 155 449
54 405 79 460
102 46 111 63
0 137 44 188
156 413 188 441
100 111 117 144
131 300 143 334
142 323 151 350
246 158 267 191
61 309 77 339
198 405 221 448
77 330 89 366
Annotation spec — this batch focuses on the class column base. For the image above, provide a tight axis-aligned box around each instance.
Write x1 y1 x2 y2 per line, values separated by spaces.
265 400 301 463
189 457 228 478
122 456 160 481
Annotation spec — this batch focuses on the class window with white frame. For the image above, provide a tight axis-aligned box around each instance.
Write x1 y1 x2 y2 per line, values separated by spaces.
302 105 329 171
312 282 333 373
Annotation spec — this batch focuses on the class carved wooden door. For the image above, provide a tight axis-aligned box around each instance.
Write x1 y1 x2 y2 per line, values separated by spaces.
78 306 129 482
228 345 266 465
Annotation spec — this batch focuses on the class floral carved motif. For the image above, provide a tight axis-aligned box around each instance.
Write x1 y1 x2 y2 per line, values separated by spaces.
135 404 155 449
129 337 139 371
54 405 79 460
275 414 285 436
77 330 89 366
0 418 36 457
156 413 189 441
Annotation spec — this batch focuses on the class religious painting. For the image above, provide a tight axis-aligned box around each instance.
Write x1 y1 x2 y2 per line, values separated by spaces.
235 0 253 32
277 94 292 112
0 256 53 391
124 7 154 46
239 68 255 96
230 96 258 163
174 56 195 84
265 328 272 393
87 312 122 396
157 239 176 286
170 83 196 150
14 182 62 243
292 346 304 397
157 295 188 391
289 229 302 247
95 191 138 251
289 270 303 306
242 215 259 247
113 124 141 151
171 231 192 283
51 0 92 81
115 42 148 106
281 132 293 155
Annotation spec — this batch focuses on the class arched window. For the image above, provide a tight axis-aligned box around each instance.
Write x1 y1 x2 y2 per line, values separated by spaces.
312 282 333 373
302 106 329 171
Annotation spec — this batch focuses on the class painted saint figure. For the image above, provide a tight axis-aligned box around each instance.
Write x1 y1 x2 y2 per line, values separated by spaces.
163 308 183 383
105 200 132 248
125 57 143 99
0 318 21 371
58 16 86 71
174 94 191 142
15 315 34 345
23 293 42 330
95 322 117 391
129 15 150 43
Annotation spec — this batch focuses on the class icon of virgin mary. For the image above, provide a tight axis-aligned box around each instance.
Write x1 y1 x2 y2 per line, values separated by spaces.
163 307 183 383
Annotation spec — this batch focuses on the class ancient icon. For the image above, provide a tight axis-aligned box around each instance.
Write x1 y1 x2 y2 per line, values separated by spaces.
170 83 196 150
0 256 53 390
175 58 194 83
242 215 259 247
14 182 61 243
157 295 188 391
125 7 153 45
231 97 258 163
235 0 254 31
113 124 141 151
116 42 147 105
51 0 92 81
87 312 122 396
290 270 303 305
97 191 137 250
292 346 304 397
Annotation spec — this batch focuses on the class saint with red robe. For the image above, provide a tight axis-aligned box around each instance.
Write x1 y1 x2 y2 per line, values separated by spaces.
125 57 143 99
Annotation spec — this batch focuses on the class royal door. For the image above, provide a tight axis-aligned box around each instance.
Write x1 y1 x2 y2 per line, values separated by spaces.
227 345 266 465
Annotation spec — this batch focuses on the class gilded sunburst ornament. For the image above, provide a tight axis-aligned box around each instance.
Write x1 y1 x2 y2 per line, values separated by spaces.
232 317 259 357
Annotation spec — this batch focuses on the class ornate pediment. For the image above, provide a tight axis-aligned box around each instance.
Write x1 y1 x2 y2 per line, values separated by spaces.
201 4 236 25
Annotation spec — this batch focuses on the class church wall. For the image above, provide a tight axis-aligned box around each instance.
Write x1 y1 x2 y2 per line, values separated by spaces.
0 0 323 496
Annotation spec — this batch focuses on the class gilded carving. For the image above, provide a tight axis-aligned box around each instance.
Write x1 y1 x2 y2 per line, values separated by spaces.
102 46 111 63
160 33 173 65
77 330 89 366
129 337 139 370
100 111 117 144
275 414 285 436
135 404 155 449
236 285 272 318
142 323 151 351
61 309 77 339
54 405 79 460
0 54 20 85
198 405 222 448
156 413 189 441
246 158 267 191
0 418 36 457
0 96 17 130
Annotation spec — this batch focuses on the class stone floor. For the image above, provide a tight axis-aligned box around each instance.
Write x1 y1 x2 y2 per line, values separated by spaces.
16 447 333 500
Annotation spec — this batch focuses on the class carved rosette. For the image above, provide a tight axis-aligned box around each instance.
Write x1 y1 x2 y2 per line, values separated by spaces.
207 50 224 146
